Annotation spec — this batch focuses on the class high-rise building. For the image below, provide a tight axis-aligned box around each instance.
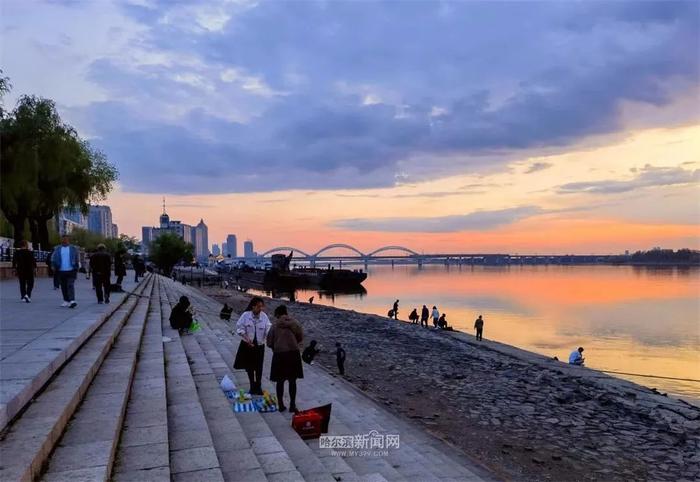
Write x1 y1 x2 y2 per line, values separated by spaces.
141 200 194 255
55 208 88 237
111 223 118 238
226 234 238 257
244 240 254 258
222 242 228 256
194 219 209 260
212 244 220 256
88 205 114 238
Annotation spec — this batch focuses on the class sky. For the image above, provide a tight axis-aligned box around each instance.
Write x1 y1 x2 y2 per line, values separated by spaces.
2 0 699 254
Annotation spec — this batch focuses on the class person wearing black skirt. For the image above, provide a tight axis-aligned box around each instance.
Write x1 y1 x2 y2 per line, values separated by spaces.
266 305 303 413
234 297 271 395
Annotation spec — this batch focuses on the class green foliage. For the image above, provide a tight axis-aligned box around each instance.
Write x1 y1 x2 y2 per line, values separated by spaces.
0 89 118 248
69 228 129 255
149 232 194 276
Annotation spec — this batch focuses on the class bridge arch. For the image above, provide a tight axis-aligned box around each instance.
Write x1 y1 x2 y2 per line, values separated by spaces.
259 247 311 258
367 245 420 257
312 243 366 258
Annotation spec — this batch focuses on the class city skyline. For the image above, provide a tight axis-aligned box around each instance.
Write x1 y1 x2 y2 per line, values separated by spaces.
3 1 698 254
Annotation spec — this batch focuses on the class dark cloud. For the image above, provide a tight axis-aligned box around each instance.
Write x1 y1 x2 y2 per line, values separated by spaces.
59 1 700 193
331 206 545 233
558 165 700 194
525 162 553 174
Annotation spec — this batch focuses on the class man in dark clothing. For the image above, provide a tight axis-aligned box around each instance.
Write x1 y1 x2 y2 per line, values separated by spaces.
474 315 484 341
392 299 399 320
13 241 36 302
335 342 346 375
133 256 145 282
420 305 429 328
89 244 112 304
302 340 320 365
113 250 127 287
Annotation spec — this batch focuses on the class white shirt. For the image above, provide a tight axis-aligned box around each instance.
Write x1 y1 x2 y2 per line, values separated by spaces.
569 350 582 364
59 246 72 271
432 308 440 320
236 311 271 345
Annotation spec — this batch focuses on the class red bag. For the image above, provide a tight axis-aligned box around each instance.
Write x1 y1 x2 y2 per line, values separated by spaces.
291 410 322 439
291 404 332 439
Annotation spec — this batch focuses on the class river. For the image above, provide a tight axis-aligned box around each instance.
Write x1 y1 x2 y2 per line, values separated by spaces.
250 264 700 402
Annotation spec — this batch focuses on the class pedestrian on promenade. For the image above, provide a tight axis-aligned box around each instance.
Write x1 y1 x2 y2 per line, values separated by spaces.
409 308 419 324
51 235 80 308
13 240 36 302
89 244 111 304
220 303 233 321
133 255 145 282
114 250 127 288
569 347 585 366
421 305 429 327
302 340 320 365
336 342 346 375
431 306 440 327
266 305 303 413
393 299 400 320
234 297 271 395
474 315 484 341
169 295 194 335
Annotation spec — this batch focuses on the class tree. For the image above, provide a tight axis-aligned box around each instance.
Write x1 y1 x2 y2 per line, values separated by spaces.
149 233 194 276
0 93 117 248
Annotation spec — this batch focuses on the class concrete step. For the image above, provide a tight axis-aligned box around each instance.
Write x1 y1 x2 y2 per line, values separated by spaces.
0 277 151 482
159 281 225 481
40 277 155 481
112 276 171 481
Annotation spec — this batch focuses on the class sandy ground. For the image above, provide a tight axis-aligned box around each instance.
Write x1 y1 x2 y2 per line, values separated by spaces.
202 285 700 482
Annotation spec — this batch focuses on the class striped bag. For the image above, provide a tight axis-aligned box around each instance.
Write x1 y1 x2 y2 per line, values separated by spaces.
233 401 257 413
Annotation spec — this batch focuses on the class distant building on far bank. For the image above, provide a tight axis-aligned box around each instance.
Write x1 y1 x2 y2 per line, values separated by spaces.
141 200 195 256
55 208 88 238
88 205 114 238
244 240 254 258
212 244 220 256
111 223 118 238
194 219 209 261
227 234 238 257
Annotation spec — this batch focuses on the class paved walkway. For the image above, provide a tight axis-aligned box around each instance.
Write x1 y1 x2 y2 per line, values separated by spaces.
0 272 139 429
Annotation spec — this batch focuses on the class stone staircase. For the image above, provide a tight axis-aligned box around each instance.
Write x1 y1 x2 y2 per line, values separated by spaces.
0 274 490 481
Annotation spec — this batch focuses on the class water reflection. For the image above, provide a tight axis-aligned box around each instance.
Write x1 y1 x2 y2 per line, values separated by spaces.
248 265 700 401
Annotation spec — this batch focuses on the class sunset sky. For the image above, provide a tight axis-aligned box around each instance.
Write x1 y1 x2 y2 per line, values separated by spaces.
3 0 699 254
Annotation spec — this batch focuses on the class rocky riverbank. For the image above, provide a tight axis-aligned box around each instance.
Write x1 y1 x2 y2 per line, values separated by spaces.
202 286 700 481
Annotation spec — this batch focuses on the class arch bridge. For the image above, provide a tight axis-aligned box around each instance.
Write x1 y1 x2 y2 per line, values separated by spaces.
259 244 420 259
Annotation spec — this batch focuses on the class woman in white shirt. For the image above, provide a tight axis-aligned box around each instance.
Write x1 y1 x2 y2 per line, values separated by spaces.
234 297 271 395
431 306 440 328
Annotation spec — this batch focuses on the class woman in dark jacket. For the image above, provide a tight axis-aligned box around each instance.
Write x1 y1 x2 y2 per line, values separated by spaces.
266 304 303 412
13 240 36 302
169 296 193 335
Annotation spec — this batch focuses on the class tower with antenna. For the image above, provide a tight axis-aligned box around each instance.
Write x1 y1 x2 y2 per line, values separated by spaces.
159 196 170 228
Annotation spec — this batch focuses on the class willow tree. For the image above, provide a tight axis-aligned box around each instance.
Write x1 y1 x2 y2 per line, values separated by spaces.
0 93 117 248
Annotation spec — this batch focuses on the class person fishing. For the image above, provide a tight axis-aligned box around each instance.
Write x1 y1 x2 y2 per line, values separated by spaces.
266 305 303 413
234 297 271 395
169 295 194 336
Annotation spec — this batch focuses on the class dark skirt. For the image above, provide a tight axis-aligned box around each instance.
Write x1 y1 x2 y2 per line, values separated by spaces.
234 341 265 371
270 350 304 382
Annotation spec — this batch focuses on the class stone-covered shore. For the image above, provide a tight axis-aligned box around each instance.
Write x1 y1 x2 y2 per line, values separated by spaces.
202 286 700 482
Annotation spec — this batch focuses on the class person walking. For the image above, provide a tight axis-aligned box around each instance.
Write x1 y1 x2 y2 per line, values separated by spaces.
421 305 429 328
114 249 127 288
169 295 194 335
393 299 400 320
133 255 145 282
51 235 80 308
431 306 440 327
13 240 36 302
266 305 303 413
474 315 484 341
335 342 346 375
89 244 112 304
234 297 271 395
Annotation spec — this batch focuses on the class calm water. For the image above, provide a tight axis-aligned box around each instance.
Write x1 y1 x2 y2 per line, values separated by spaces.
254 264 700 401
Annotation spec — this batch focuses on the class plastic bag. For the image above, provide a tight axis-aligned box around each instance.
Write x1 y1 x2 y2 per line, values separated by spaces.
220 374 236 391
189 320 202 333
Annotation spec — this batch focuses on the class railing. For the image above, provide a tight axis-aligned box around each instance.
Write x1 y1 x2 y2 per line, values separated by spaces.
0 247 53 263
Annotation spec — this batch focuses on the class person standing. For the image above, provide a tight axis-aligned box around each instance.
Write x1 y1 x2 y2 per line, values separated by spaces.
234 297 271 395
393 299 400 320
431 306 440 327
133 255 144 282
13 240 36 302
51 235 79 308
421 305 429 328
266 305 303 413
335 342 346 375
474 315 484 341
89 244 112 304
114 250 127 288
